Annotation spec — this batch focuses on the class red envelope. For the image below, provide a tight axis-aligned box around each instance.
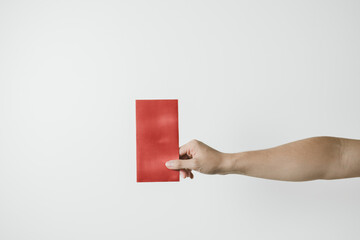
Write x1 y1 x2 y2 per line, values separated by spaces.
136 99 179 182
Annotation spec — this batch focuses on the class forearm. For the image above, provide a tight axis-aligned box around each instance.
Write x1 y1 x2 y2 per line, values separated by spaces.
222 137 360 181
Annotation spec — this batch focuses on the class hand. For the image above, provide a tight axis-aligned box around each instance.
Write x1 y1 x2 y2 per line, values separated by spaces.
165 139 231 179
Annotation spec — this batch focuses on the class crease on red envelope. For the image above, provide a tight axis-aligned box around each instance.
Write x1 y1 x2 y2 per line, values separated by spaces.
136 99 179 182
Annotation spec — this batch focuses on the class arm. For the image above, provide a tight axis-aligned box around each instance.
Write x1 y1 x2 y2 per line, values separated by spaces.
165 137 360 181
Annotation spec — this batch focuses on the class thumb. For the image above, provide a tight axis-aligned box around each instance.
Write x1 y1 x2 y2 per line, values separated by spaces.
165 159 197 170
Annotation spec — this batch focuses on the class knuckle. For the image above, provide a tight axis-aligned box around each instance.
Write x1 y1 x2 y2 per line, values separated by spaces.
190 139 199 145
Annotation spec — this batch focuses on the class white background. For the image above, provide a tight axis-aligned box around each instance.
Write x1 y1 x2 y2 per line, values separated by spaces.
1 0 360 239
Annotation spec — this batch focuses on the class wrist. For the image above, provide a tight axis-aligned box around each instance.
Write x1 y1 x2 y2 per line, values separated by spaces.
219 152 247 175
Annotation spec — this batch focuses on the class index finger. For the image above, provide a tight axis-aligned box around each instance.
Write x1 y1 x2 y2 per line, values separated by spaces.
179 140 197 157
179 143 189 157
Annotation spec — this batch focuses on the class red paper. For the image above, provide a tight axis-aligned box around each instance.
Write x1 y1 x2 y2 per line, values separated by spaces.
136 99 179 182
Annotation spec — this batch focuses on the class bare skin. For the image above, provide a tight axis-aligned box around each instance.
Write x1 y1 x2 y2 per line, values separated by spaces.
165 137 360 181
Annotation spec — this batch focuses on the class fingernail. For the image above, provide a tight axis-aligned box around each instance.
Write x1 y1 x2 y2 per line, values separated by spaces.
165 161 173 168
